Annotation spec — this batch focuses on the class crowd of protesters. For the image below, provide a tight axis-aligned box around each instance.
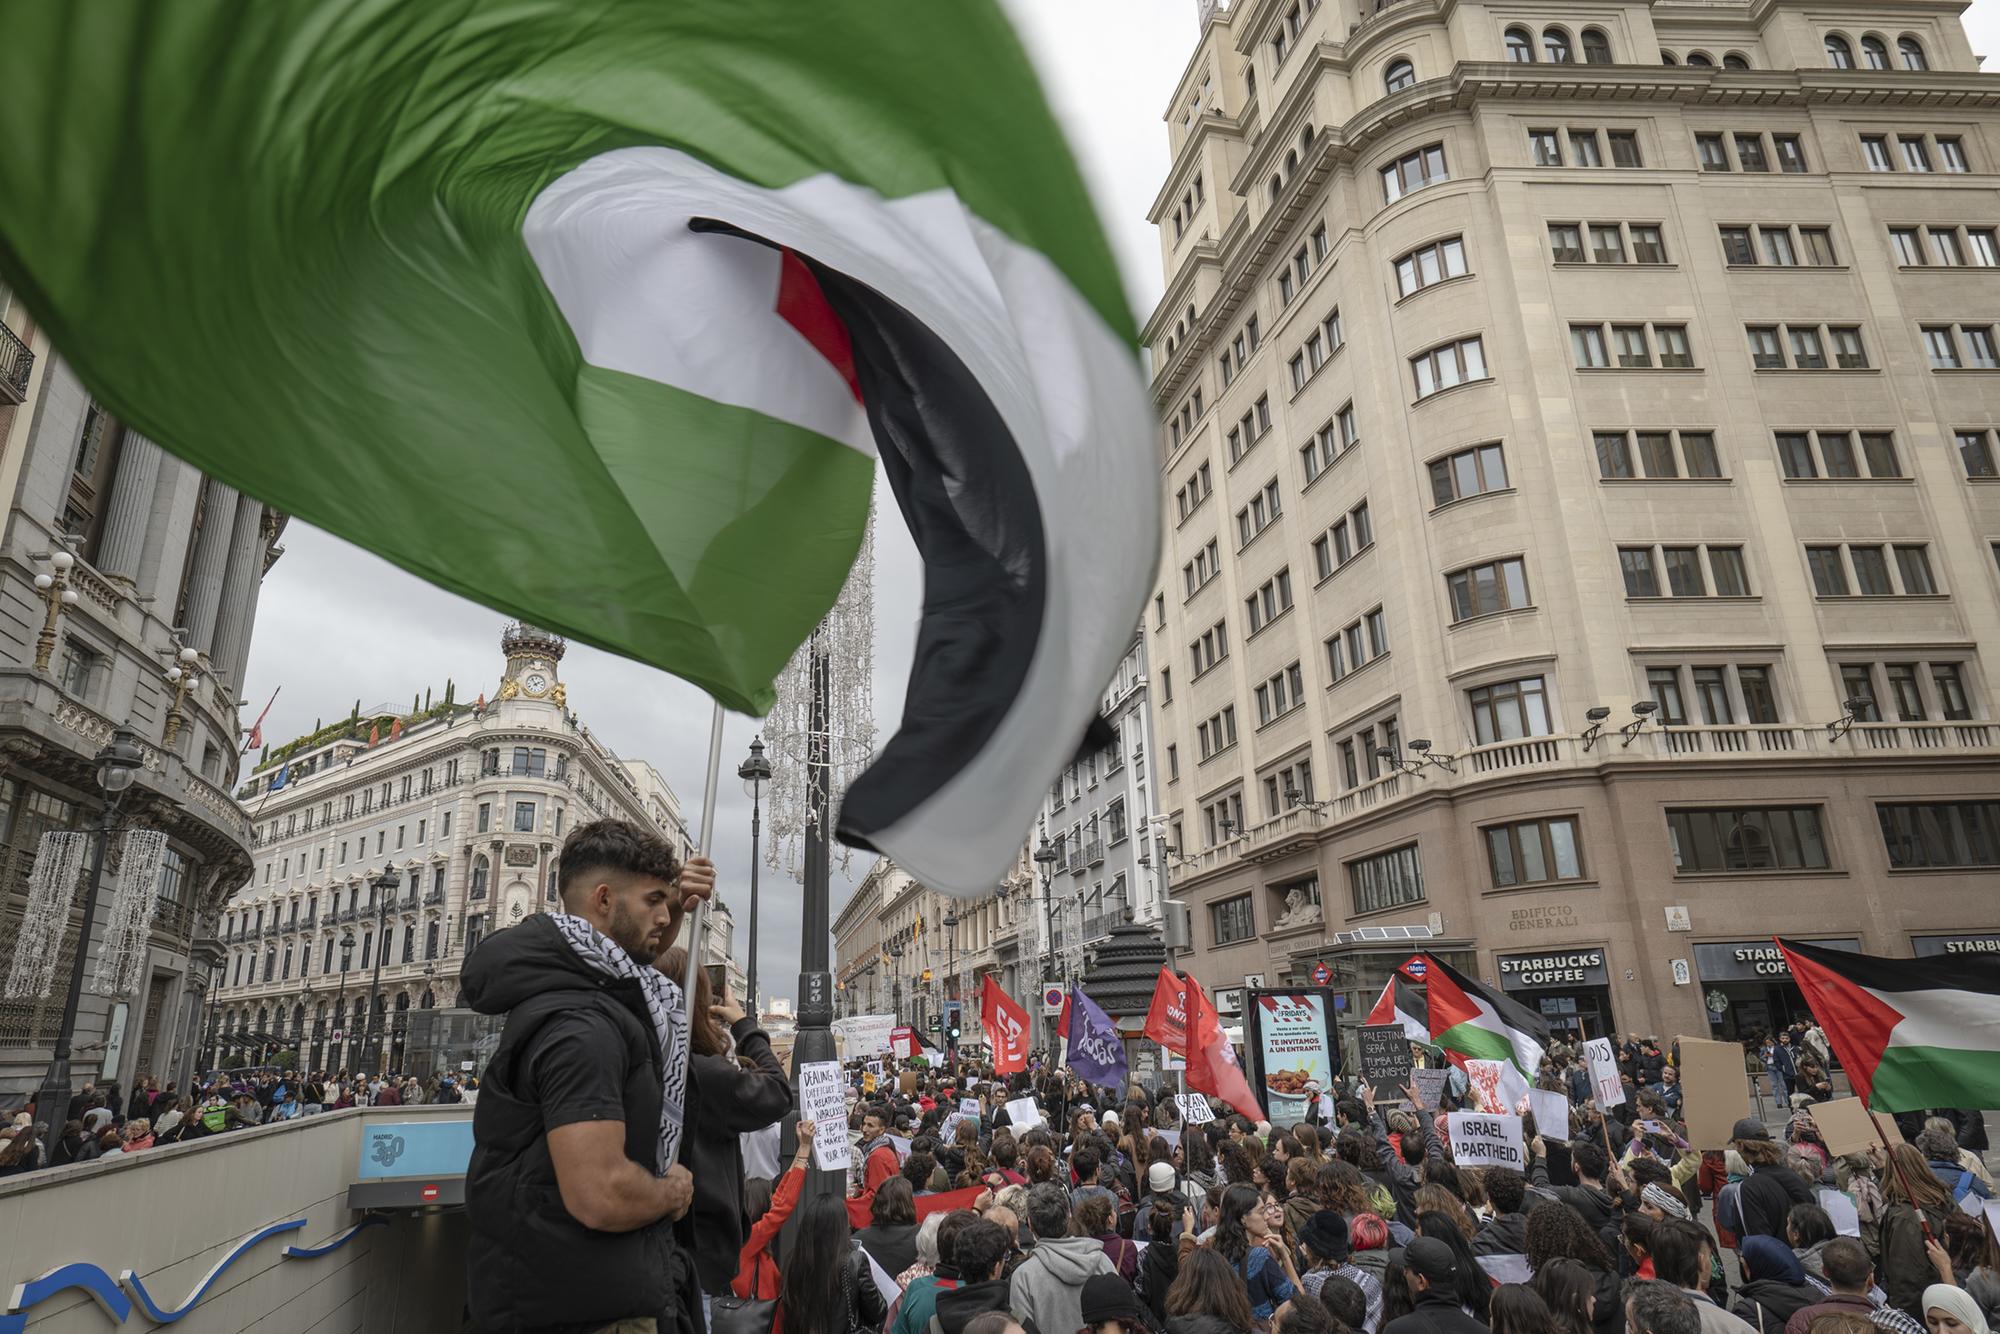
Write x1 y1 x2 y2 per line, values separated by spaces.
0 1065 476 1176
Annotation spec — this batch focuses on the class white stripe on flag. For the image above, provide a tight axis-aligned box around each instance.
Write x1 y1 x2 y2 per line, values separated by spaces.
1868 985 2000 1053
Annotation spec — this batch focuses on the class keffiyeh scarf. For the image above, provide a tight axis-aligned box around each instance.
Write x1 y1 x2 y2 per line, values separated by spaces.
550 912 689 1173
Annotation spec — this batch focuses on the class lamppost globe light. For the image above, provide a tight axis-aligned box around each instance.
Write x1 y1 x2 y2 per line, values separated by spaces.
178 646 199 664
95 728 144 794
49 551 73 572
1033 837 1057 867
32 573 52 591
59 589 78 606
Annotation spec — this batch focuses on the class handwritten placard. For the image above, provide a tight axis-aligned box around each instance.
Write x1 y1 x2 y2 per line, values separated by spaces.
799 1061 852 1170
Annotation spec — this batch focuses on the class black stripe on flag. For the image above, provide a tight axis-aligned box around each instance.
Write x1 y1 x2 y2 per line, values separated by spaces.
1425 953 1551 1049
1780 937 2000 996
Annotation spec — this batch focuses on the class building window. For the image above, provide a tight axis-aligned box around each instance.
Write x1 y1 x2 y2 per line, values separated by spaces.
1235 477 1282 548
1486 817 1583 887
1466 676 1552 744
1955 429 1998 478
1825 34 1854 67
1428 442 1508 506
1619 544 1749 598
1392 236 1468 297
1196 706 1239 761
1381 143 1448 204
1593 429 1722 480
1898 36 1927 69
1446 556 1531 622
1245 568 1295 634
1720 223 1838 267
1893 225 1998 268
1349 843 1425 915
1877 802 1998 869
1254 661 1306 726
1572 322 1693 369
1183 538 1222 599
1529 128 1562 166
1697 134 1729 171
1553 220 1669 265
513 801 535 832
1410 335 1487 399
1746 323 1869 370
1385 59 1415 93
1210 894 1256 945
1312 501 1373 579
1774 430 1902 480
1806 543 1939 598
1300 404 1358 484
1174 461 1214 523
1325 605 1388 682
1670 807 1830 871
1505 27 1534 61
1543 27 1572 61
1581 28 1612 62
57 640 106 703
1190 618 1229 677
1922 324 1999 371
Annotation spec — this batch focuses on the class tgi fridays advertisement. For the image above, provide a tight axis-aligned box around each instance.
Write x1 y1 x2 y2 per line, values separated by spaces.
1247 989 1341 1127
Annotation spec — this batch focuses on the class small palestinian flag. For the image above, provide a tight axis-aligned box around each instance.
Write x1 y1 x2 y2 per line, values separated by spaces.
0 0 1154 897
1365 975 1430 1044
1420 954 1548 1080
1779 938 2000 1113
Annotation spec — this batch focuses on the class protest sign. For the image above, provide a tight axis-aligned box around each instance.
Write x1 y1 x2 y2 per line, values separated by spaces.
1412 1068 1450 1112
1807 1097 1880 1158
1156 1128 1182 1150
891 1026 915 1059
899 1071 919 1095
1818 1187 1861 1238
1358 1023 1413 1101
1527 1088 1571 1140
1446 1111 1526 1169
1582 1037 1625 1109
835 1013 896 1055
861 1072 876 1094
1176 1093 1216 1125
1676 1036 1749 1150
799 1061 852 1170
889 1134 912 1159
1004 1097 1044 1129
961 1097 981 1119
1983 1199 2000 1246
1466 1058 1529 1116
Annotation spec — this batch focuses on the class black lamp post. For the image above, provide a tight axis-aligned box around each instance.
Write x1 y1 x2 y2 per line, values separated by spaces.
1032 836 1059 1056
32 727 144 1126
338 928 355 1070
943 910 960 1073
361 861 401 1073
737 735 772 1008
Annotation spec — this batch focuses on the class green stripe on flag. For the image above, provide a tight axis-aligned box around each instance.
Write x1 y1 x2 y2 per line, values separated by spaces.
1436 1021 1519 1068
1870 1044 2000 1114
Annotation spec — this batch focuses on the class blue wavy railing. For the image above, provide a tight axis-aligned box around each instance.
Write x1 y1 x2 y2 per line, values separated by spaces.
1 1216 384 1331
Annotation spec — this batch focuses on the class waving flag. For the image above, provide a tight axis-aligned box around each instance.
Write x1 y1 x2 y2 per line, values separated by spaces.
982 975 1030 1076
1065 986 1130 1090
1779 938 2000 1112
0 0 1154 897
1186 976 1264 1122
1421 954 1548 1081
1365 975 1430 1044
1144 967 1189 1056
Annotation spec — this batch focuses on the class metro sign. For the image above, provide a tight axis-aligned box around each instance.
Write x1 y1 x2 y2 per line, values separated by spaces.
1399 955 1428 981
1311 961 1332 986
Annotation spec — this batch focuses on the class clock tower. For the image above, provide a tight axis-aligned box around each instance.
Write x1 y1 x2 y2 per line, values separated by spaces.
498 621 567 706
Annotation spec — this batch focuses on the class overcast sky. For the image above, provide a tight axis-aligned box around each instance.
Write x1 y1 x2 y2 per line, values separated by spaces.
241 0 2000 1008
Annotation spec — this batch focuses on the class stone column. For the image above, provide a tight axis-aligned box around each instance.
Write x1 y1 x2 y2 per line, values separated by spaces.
181 477 239 650
95 431 164 582
207 493 265 681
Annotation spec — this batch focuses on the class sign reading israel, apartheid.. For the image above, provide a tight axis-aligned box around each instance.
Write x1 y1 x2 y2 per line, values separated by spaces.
1446 1111 1525 1169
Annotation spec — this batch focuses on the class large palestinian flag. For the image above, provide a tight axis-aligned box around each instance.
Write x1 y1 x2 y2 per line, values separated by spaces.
1778 938 2000 1112
0 1 1155 895
1420 954 1548 1080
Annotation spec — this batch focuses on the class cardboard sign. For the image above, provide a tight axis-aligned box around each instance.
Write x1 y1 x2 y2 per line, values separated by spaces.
1582 1037 1625 1109
1004 1097 1044 1129
1527 1088 1571 1141
1807 1097 1881 1158
899 1071 919 1095
960 1097 981 1119
799 1061 852 1170
1676 1036 1750 1150
1176 1093 1215 1125
1358 1023 1413 1101
1446 1111 1526 1169
1412 1068 1450 1112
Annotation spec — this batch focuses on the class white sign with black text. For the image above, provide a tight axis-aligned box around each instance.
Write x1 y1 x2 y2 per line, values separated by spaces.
799 1060 852 1171
1446 1112 1526 1170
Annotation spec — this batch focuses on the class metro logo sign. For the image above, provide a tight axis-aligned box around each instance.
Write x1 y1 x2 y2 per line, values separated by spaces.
1399 955 1429 981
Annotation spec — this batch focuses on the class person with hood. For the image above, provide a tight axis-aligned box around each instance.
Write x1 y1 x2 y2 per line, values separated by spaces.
1922 1285 1991 1334
656 945 794 1309
1383 1235 1488 1334
1729 1237 1822 1330
1009 1183 1115 1334
937 1218 1035 1334
460 818 713 1334
1163 1247 1256 1334
1080 1272 1158 1334
1299 1209 1383 1333
1730 1120 1814 1244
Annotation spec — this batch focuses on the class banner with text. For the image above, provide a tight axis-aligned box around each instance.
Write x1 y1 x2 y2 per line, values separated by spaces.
800 1061 852 1171
1246 988 1341 1128
1446 1111 1526 1169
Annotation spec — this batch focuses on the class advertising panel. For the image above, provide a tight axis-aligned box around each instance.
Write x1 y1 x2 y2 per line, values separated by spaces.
1245 988 1341 1127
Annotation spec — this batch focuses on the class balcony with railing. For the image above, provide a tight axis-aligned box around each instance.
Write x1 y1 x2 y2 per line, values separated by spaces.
1 320 34 404
1084 838 1106 867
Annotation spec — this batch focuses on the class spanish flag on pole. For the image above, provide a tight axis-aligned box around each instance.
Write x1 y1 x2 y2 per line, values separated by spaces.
0 0 1156 897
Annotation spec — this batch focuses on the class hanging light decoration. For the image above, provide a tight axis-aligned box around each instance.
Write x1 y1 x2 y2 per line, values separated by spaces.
3 832 91 1000
763 504 876 880
92 829 169 997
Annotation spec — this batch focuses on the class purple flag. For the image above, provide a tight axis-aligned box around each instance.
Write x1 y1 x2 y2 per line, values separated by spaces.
1065 984 1130 1089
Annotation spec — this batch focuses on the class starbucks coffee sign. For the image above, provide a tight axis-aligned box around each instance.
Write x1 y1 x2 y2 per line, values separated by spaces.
1496 950 1607 990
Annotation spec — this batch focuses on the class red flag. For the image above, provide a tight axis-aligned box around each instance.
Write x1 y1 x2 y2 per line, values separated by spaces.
1144 966 1188 1055
1185 974 1264 1121
1057 990 1072 1041
981 974 1030 1075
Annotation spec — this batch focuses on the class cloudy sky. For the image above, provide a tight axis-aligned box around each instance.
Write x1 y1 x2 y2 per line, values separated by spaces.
241 0 2000 1007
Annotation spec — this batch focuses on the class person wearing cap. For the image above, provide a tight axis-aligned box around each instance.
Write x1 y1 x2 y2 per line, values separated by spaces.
1385 1235 1488 1333
1299 1210 1383 1333
1731 1117 1813 1243
1080 1271 1155 1334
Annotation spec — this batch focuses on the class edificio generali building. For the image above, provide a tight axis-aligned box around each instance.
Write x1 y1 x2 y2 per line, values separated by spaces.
1144 0 1998 1042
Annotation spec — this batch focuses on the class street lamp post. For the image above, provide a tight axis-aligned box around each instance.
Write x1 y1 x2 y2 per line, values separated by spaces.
31 728 144 1128
943 911 959 1075
737 736 771 1008
337 929 355 1071
361 861 401 1074
1032 836 1059 1058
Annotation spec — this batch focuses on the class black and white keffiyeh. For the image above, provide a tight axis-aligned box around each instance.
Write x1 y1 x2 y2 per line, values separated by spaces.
550 912 688 1173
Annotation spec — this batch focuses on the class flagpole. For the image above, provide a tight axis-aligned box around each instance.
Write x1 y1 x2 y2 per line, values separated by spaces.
677 702 727 1037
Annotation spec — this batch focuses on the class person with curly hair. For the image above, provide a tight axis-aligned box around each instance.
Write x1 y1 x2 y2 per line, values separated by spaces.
1525 1201 1622 1334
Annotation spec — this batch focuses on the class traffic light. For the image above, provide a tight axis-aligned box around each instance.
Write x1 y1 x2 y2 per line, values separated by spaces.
921 968 933 983
945 1001 962 1044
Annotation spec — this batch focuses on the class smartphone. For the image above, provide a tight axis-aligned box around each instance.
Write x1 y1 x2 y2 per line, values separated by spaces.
704 963 727 1000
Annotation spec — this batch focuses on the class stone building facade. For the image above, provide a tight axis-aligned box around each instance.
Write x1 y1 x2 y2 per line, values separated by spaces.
0 293 279 1097
205 623 739 1073
1143 0 1999 1043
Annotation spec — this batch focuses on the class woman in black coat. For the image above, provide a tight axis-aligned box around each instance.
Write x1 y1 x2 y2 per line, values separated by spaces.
664 950 795 1303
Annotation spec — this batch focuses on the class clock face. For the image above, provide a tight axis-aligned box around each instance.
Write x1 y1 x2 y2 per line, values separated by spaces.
523 673 549 697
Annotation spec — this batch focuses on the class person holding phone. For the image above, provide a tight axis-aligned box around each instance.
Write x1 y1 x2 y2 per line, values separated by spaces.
657 945 794 1322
